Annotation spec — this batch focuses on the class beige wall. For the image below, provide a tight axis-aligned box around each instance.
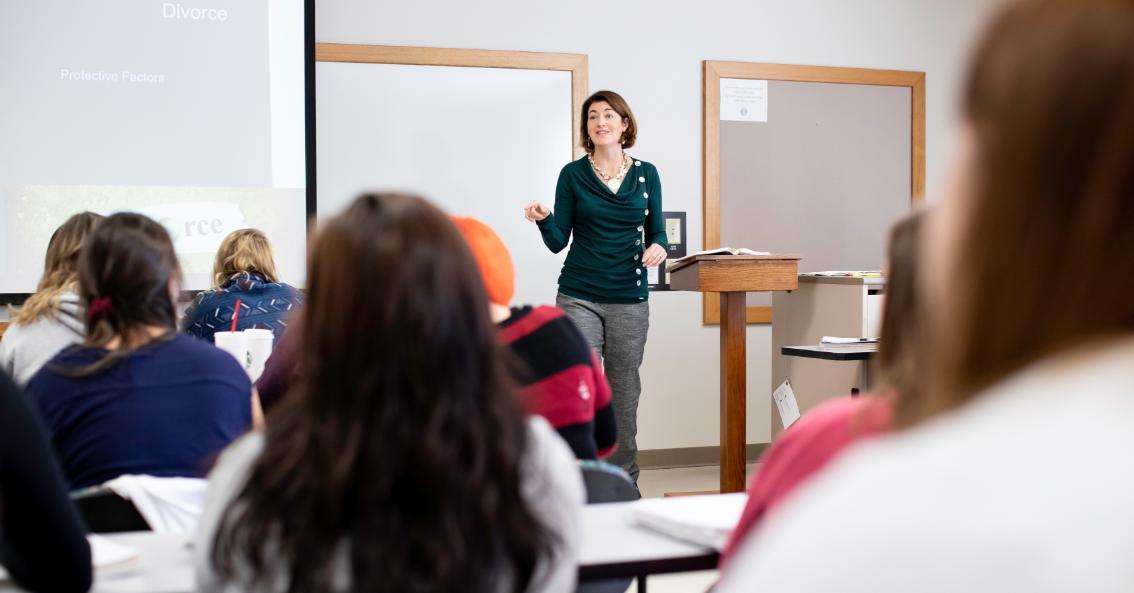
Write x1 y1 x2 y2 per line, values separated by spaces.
317 0 1005 448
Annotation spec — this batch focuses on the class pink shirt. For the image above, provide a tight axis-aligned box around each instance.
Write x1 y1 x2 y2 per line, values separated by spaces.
720 395 892 567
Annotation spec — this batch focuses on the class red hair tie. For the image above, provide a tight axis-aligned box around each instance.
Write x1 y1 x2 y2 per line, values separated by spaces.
88 296 113 322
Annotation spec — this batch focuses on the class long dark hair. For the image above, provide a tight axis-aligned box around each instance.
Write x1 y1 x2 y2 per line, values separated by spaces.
874 211 927 425
61 213 180 376
212 193 555 593
925 0 1134 421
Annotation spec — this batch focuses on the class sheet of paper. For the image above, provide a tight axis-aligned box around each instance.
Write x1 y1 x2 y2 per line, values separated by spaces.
720 78 768 122
648 266 659 285
821 336 878 344
89 534 140 568
665 218 682 244
773 379 801 428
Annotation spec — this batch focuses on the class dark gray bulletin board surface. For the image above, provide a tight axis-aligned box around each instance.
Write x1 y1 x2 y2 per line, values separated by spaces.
719 80 912 307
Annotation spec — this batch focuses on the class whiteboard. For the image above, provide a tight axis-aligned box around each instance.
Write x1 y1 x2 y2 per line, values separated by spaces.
316 61 574 306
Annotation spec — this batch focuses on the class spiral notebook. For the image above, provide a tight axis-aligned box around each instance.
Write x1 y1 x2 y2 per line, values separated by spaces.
627 493 748 550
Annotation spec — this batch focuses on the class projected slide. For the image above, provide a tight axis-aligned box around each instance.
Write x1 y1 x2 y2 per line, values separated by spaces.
0 0 307 294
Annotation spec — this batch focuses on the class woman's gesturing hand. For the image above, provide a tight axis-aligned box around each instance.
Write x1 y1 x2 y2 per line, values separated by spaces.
523 202 550 222
643 244 667 268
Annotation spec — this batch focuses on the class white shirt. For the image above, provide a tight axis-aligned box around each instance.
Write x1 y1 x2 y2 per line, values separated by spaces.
717 337 1134 593
195 416 585 593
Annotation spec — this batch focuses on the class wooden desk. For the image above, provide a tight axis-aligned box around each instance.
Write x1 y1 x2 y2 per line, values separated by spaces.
669 254 800 492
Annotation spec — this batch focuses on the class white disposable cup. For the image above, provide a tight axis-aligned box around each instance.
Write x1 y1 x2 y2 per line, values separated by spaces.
244 328 274 381
213 331 249 371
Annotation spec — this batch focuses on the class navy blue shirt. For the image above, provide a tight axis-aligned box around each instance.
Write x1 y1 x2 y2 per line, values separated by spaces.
27 335 252 489
182 272 303 344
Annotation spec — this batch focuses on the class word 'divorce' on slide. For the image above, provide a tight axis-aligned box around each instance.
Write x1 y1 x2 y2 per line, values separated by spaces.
133 203 249 255
162 3 230 21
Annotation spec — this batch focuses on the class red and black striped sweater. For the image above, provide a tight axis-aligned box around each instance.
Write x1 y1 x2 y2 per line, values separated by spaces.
255 305 617 459
497 306 618 460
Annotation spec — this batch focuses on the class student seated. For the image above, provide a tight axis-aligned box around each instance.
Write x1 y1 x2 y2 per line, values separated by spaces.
0 212 103 386
717 1 1134 591
27 213 256 490
253 217 619 463
0 370 91 593
719 211 924 566
451 215 618 460
196 193 584 593
181 228 302 344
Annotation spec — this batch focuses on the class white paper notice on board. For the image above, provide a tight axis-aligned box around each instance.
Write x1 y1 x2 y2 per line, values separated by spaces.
720 78 768 122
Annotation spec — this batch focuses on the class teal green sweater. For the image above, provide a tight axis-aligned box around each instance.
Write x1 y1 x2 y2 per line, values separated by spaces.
537 156 668 304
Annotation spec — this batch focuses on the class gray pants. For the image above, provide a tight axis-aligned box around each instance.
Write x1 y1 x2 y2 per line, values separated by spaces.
556 293 650 483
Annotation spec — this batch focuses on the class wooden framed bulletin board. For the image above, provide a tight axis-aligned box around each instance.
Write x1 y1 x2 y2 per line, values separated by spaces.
703 61 925 324
314 45 586 306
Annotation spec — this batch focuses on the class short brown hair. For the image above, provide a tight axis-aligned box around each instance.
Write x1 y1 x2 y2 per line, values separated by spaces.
212 229 280 288
919 0 1134 423
580 90 637 154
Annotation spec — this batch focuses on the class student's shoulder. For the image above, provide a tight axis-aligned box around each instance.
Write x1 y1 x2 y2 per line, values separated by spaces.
212 431 265 479
24 344 98 394
270 282 304 303
524 416 585 498
526 416 574 467
189 288 223 307
36 343 102 372
533 305 591 350
164 335 248 380
500 305 585 346
520 304 570 327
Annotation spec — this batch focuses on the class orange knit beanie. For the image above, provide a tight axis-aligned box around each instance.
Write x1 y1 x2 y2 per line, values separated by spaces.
450 216 515 306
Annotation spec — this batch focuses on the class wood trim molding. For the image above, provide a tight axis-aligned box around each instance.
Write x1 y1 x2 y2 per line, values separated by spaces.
702 61 926 325
637 443 768 469
316 44 589 158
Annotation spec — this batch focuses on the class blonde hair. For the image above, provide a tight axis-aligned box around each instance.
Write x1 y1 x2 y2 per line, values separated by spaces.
12 212 104 325
212 229 280 288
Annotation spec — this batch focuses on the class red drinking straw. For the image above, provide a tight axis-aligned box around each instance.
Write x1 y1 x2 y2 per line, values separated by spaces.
231 299 242 332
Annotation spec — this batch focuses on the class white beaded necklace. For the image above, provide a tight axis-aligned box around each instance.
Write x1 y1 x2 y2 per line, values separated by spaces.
589 153 630 183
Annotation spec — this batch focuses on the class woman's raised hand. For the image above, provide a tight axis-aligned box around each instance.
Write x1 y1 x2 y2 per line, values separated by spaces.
523 201 551 222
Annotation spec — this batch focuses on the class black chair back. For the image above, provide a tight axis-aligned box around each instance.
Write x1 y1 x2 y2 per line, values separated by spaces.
71 487 151 533
577 460 639 593
580 460 641 504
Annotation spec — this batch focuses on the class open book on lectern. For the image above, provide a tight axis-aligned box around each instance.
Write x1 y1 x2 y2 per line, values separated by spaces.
666 247 770 272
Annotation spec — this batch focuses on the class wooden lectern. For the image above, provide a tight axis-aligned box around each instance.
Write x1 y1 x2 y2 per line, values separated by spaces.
668 254 801 492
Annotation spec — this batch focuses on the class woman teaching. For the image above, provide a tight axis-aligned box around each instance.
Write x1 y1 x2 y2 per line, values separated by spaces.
524 90 667 484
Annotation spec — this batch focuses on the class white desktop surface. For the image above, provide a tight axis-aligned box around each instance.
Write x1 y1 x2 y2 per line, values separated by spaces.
1 498 728 592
